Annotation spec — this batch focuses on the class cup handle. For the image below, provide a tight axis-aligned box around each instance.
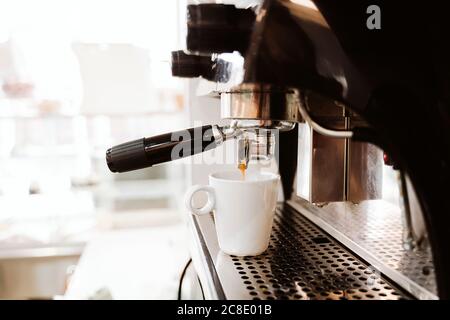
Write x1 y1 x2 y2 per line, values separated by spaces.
184 185 215 215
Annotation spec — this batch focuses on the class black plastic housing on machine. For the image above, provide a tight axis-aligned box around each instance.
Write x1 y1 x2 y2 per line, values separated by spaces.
187 4 256 54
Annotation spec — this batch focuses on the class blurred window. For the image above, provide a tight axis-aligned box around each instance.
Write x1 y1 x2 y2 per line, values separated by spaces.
0 0 187 249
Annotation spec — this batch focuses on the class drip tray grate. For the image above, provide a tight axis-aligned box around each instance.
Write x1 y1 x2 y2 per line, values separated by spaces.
229 205 411 300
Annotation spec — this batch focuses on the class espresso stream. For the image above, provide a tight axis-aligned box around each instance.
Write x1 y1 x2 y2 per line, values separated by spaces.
238 162 247 180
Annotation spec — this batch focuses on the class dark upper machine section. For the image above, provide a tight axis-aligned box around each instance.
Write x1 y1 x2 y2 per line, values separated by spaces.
186 3 256 54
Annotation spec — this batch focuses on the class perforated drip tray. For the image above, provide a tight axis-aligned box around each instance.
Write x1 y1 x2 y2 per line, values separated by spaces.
191 204 413 300
288 198 437 299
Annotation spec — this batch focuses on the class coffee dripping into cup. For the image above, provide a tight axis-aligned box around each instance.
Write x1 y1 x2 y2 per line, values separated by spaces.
104 84 298 258
237 129 277 180
104 2 301 257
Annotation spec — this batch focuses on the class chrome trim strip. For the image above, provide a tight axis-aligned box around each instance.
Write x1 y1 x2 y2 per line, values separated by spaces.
188 213 226 299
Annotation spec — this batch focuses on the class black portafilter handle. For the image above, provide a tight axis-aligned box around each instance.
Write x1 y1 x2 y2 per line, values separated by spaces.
106 125 217 173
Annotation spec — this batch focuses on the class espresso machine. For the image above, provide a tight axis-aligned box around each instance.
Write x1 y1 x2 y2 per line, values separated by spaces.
106 0 450 300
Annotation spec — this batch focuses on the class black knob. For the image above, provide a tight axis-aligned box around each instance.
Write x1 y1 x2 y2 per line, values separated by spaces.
106 125 217 173
171 51 213 79
187 4 256 54
171 51 231 82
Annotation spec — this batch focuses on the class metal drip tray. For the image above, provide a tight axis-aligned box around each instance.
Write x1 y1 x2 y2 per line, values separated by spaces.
288 198 437 299
189 204 412 300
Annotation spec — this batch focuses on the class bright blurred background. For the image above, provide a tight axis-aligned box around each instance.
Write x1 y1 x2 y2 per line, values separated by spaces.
0 0 192 299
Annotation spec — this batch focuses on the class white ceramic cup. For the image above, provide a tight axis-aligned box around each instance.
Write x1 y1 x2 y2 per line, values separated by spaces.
185 170 280 256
